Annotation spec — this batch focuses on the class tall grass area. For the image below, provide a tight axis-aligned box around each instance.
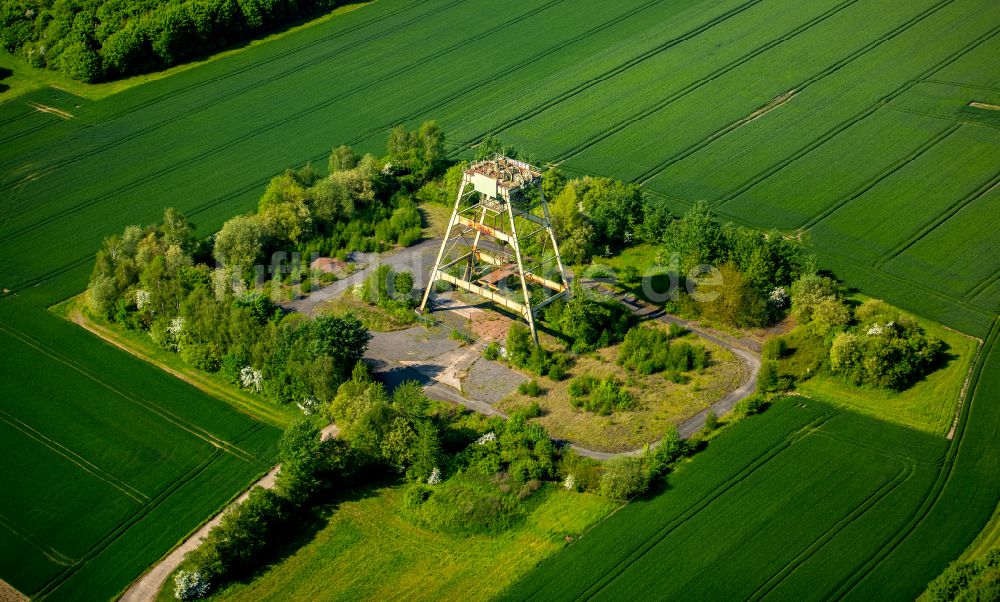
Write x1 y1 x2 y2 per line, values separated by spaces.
162 484 615 601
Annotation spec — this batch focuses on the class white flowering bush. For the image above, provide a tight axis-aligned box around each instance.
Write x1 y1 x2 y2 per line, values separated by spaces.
296 397 318 416
174 570 210 600
475 431 497 445
867 323 884 336
240 366 263 393
768 287 789 309
427 467 441 485
135 289 150 310
168 316 185 337
563 474 576 491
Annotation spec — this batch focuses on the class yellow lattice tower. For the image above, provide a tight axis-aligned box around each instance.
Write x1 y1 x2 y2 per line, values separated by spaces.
419 156 568 343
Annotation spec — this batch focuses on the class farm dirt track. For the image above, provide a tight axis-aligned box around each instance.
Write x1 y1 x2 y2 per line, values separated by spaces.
0 0 998 599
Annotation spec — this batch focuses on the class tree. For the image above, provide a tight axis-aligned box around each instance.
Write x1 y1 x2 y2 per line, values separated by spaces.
663 201 724 276
213 215 263 274
161 207 193 249
409 420 441 482
329 145 358 172
581 177 643 246
790 273 841 323
599 456 649 501
276 418 336 503
60 40 102 82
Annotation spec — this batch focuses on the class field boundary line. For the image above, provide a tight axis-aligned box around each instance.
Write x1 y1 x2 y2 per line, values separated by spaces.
550 0 866 168
631 0 966 186
0 0 563 244
33 449 225 599
0 323 259 464
451 0 774 152
747 456 914 601
716 24 1000 208
570 414 835 601
0 407 150 503
795 123 962 231
874 174 1000 268
0 512 76 566
826 316 1000 599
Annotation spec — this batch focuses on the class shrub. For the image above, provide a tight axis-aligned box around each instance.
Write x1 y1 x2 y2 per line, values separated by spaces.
483 341 501 361
703 411 719 431
173 570 210 600
522 401 543 418
568 374 635 415
762 337 788 360
599 456 650 501
756 360 781 393
547 360 567 382
732 394 768 418
518 379 542 397
647 426 690 478
449 328 473 344
506 322 533 366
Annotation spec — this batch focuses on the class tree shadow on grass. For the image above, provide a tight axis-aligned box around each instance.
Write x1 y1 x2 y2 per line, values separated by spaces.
220 472 404 592
0 67 12 95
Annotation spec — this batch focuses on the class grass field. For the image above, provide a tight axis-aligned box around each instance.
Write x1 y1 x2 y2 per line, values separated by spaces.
157 484 615 602
1 0 999 598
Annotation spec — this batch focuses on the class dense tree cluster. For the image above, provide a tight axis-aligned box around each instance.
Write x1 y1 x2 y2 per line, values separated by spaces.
829 300 943 390
178 419 346 599
925 547 1000 602
543 282 634 352
87 207 370 406
214 122 443 287
1 0 347 82
660 201 800 327
548 175 646 264
772 278 944 392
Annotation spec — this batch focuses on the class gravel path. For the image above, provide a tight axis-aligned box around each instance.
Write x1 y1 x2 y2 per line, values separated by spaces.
118 424 339 602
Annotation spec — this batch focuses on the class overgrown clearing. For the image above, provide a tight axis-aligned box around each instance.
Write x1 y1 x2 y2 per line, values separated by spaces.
1 0 998 598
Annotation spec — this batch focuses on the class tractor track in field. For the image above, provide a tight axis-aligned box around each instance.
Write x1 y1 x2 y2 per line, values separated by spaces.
0 408 150 503
447 0 774 151
34 449 224 599
117 423 339 602
341 0 671 149
794 123 963 231
629 0 970 187
563 414 835 601
746 457 915 601
0 0 560 241
0 322 260 463
826 316 1000 599
550 0 865 170
713 24 1000 208
874 173 1000 268
967 267 1000 300
0 0 443 175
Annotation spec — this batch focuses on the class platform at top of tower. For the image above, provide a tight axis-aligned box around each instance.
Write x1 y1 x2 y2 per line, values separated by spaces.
464 155 542 202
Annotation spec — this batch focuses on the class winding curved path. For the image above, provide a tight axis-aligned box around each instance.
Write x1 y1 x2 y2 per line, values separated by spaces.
281 243 762 458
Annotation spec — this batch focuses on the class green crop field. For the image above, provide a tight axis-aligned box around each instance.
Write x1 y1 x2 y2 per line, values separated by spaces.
1 0 998 598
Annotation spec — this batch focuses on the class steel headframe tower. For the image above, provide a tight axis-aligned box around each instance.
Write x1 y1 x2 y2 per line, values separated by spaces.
419 155 568 343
